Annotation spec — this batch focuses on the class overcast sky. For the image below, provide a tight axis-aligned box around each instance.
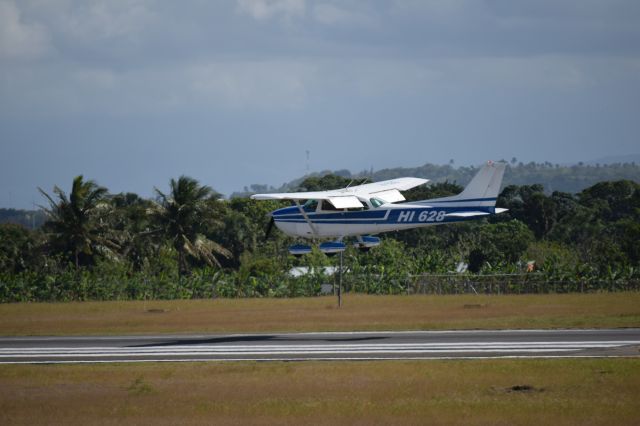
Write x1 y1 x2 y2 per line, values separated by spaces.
1 0 639 208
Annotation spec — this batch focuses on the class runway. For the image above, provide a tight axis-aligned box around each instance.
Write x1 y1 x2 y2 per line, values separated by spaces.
1 329 639 364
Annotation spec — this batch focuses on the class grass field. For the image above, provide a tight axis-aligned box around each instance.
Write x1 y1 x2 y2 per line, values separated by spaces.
0 292 639 336
1 359 639 425
2 294 639 424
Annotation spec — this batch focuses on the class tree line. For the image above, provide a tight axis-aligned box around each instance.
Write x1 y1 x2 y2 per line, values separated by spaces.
234 160 640 198
0 171 639 302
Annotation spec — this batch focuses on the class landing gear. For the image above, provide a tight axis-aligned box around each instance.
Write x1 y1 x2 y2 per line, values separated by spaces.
289 236 380 256
319 241 347 256
288 244 312 257
354 235 381 252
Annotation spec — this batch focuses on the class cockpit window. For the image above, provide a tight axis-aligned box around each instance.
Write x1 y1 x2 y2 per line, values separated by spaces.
302 199 318 211
370 197 386 208
348 199 368 211
319 200 339 211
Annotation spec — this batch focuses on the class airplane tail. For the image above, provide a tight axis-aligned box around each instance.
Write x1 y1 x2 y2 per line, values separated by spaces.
455 161 506 202
418 161 506 210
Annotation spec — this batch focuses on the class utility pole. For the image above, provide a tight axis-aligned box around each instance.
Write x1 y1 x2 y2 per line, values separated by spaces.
338 251 343 308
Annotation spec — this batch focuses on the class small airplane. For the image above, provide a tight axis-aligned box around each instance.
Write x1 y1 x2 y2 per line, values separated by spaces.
251 161 508 255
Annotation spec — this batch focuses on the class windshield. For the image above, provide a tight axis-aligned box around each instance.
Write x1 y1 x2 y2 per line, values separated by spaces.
370 197 386 208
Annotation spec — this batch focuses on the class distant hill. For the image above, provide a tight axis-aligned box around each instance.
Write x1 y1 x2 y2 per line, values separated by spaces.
233 161 640 197
0 209 47 229
583 154 640 166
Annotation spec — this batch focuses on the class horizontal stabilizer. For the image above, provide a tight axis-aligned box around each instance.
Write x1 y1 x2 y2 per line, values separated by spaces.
495 208 509 214
444 211 490 218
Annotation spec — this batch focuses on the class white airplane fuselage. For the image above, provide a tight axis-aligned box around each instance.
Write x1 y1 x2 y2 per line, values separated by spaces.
255 161 508 242
272 197 500 239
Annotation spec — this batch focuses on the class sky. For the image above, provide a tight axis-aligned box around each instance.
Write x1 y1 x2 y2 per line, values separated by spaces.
1 0 640 208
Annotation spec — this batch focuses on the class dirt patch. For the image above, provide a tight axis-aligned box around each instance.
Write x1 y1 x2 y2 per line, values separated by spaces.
507 384 544 393
127 376 155 395
463 304 487 309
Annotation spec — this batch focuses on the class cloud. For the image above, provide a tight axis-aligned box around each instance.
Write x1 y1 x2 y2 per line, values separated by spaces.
0 60 317 116
438 56 597 91
312 3 374 26
188 60 314 109
56 0 156 41
390 0 484 23
236 0 305 21
1 1 638 117
0 0 51 59
4 53 629 120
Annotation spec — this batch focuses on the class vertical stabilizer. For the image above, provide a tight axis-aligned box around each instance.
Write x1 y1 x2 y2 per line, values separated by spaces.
417 161 506 208
456 161 506 200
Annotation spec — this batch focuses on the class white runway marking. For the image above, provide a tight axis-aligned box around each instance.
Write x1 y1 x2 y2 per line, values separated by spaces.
1 340 639 363
4 356 631 365
2 330 638 364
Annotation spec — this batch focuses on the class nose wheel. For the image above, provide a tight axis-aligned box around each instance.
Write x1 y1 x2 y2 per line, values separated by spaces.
354 235 380 252
319 241 346 256
288 244 312 257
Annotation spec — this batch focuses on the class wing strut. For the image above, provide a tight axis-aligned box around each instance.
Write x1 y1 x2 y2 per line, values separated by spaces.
294 200 319 237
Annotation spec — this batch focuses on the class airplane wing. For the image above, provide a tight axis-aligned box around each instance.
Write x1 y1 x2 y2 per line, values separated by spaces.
250 191 334 201
351 178 428 203
250 177 429 206
353 177 429 193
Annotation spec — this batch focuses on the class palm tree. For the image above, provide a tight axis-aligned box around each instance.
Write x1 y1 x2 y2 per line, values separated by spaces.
39 175 114 267
153 176 230 275
107 192 157 271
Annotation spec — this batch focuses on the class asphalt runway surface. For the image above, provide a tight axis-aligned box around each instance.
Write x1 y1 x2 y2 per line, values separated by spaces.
1 329 639 364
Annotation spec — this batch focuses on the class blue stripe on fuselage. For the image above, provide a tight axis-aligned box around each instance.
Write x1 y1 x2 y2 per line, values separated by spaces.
273 206 493 225
425 197 497 203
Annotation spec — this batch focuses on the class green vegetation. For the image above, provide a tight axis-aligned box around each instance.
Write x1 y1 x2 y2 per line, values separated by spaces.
0 164 639 302
38 175 113 268
2 359 639 425
152 176 231 275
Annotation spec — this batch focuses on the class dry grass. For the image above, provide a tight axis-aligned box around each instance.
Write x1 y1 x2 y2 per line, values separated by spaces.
1 359 639 425
1 293 639 336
